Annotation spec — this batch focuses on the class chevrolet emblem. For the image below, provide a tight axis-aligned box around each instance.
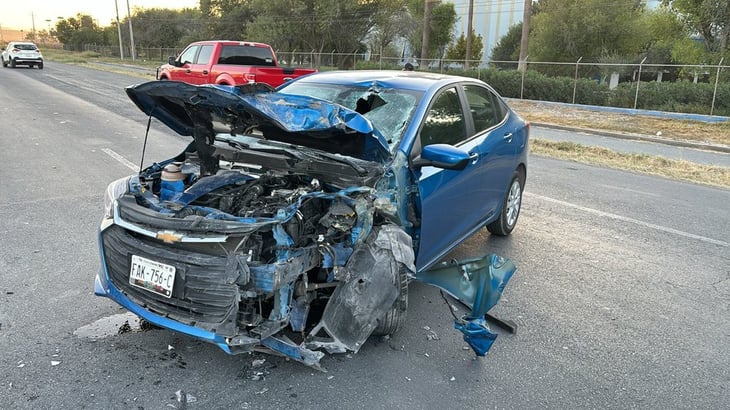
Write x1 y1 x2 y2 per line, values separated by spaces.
156 230 183 243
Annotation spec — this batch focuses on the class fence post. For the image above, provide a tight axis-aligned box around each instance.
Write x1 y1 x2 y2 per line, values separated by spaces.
634 57 647 109
572 56 582 104
520 56 528 99
710 57 724 116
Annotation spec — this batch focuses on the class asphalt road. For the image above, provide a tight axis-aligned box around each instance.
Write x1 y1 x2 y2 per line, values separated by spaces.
1 62 728 409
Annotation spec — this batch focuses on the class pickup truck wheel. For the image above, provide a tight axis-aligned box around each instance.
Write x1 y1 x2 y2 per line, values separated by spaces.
487 170 524 236
372 265 409 336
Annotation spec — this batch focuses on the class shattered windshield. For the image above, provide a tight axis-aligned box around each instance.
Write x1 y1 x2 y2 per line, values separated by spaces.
279 83 422 149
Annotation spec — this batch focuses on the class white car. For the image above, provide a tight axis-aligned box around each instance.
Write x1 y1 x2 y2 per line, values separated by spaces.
2 42 44 69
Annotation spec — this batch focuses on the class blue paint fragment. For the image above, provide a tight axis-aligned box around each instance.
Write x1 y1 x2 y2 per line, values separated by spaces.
454 317 498 356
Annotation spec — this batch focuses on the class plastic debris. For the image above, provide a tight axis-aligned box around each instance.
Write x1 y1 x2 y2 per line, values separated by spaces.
252 358 266 367
424 326 440 341
175 390 196 403
51 361 61 366
450 377 456 382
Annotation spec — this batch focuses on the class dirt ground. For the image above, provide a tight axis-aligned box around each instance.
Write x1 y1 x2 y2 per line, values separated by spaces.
507 99 730 147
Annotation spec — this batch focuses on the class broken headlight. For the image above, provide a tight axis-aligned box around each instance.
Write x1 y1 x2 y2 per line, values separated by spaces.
102 176 131 219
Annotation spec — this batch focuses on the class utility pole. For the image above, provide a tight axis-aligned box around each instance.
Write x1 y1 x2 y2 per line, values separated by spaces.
421 0 437 69
31 12 37 41
465 0 474 69
518 0 531 72
115 0 124 59
126 0 136 61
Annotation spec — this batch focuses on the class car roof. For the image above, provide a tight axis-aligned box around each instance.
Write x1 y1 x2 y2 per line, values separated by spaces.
288 70 489 94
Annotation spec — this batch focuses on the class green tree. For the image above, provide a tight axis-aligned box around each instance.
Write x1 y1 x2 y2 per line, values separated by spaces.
490 23 523 65
246 0 310 52
203 0 256 40
404 0 457 63
123 8 204 48
445 29 483 64
55 14 107 50
662 0 730 52
366 0 412 57
529 0 646 70
247 0 380 68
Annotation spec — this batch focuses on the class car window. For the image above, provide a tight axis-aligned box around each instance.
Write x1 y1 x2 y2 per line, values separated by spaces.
279 82 422 148
420 87 466 146
178 45 199 65
196 45 215 65
15 43 38 50
463 84 502 135
218 45 276 66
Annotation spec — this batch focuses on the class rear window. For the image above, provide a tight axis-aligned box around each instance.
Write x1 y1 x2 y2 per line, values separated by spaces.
217 45 275 66
14 44 38 51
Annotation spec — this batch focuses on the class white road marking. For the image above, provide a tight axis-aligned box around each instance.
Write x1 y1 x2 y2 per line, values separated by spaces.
102 148 138 171
525 192 729 247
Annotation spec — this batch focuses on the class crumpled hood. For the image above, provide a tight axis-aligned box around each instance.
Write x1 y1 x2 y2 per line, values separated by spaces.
125 81 391 163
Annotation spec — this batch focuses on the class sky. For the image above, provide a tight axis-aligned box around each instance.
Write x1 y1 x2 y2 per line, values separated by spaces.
0 0 199 30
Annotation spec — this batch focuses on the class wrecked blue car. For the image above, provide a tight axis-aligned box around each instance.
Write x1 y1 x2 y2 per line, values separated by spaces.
95 71 529 368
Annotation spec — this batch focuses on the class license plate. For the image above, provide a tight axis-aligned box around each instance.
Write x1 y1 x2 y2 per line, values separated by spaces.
129 255 176 298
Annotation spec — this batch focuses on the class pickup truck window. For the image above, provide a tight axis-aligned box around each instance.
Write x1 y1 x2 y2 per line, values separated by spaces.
218 45 276 67
179 45 199 65
197 45 215 65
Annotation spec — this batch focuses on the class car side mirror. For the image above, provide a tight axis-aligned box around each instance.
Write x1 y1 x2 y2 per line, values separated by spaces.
168 56 178 66
412 144 470 171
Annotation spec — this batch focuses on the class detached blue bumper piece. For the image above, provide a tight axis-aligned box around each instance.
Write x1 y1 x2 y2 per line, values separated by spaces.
416 254 516 356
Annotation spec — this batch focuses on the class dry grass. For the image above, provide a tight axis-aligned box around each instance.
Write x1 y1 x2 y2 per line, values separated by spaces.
509 100 730 146
531 139 730 188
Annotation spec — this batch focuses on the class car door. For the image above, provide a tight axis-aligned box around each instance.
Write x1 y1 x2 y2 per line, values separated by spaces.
189 44 215 83
168 45 200 83
414 84 516 270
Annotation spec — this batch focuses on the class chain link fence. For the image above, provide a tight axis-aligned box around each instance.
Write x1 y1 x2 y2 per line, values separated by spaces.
82 44 729 116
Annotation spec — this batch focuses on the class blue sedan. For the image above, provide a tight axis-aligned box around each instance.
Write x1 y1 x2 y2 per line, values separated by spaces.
95 70 529 368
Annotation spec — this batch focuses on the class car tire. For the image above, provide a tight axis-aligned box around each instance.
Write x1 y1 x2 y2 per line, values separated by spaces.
486 170 524 236
10 59 16 68
372 265 409 336
1 58 6 68
38 62 44 69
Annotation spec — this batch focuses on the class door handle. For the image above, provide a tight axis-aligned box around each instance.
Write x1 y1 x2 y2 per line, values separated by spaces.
469 152 479 164
185 69 191 73
503 132 513 142
203 70 208 75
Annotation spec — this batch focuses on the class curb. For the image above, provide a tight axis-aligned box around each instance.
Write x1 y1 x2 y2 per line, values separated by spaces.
531 122 730 154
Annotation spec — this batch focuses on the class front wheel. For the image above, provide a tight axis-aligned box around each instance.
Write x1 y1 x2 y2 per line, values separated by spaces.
1 58 7 68
10 59 16 68
372 266 409 336
487 170 524 236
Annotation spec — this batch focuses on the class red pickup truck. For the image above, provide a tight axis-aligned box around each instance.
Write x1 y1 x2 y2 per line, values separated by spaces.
157 40 316 87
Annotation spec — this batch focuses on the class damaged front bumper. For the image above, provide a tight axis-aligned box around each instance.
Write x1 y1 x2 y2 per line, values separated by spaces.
95 239 516 368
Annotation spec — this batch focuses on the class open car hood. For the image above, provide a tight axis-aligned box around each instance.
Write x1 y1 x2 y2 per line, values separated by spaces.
125 81 391 163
